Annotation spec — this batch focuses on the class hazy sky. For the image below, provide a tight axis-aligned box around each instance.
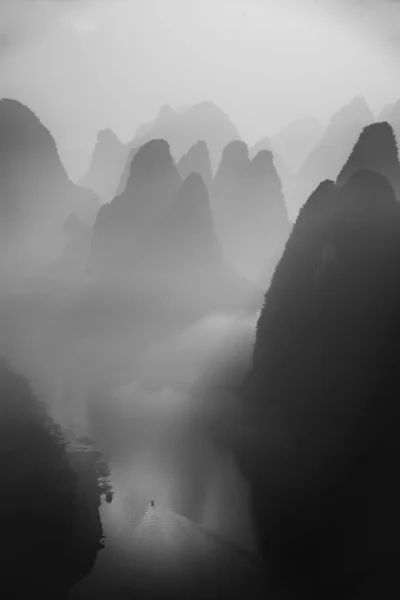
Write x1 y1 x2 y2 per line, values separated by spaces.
1 0 400 157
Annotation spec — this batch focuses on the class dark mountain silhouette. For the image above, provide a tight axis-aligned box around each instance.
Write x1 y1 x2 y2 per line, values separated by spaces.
92 139 181 274
212 144 290 285
271 116 324 173
116 103 240 201
212 140 250 202
92 141 262 317
286 96 375 219
130 101 241 171
150 172 263 311
153 173 222 271
79 129 129 203
0 358 104 599
177 141 213 193
0 99 100 273
217 170 400 599
249 139 293 204
337 121 400 197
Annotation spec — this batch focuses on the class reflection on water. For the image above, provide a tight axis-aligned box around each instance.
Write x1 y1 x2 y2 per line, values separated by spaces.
69 423 269 600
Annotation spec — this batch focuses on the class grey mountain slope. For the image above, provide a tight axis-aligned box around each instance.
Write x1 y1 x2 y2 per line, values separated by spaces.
286 96 375 219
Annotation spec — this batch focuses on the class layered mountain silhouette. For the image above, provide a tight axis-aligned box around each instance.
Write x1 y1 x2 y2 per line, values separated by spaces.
212 140 250 202
176 141 213 193
212 143 290 285
92 139 181 274
152 173 222 271
0 99 99 275
130 101 241 171
79 129 129 203
286 96 375 219
223 169 400 599
249 137 272 159
270 116 324 174
92 139 261 315
249 138 295 214
115 102 241 201
337 121 400 198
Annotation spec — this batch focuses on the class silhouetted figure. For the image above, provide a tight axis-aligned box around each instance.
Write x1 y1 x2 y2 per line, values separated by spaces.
219 170 400 599
150 500 156 509
105 491 113 504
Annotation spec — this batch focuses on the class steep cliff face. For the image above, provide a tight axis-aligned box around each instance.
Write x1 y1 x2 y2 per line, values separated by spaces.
219 170 400 599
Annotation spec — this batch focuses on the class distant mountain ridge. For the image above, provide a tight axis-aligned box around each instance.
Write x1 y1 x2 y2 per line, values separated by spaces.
286 96 375 219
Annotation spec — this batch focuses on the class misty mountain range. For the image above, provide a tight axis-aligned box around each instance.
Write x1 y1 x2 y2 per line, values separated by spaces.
2 90 400 599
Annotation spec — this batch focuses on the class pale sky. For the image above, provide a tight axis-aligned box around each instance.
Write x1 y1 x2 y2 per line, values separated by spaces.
1 0 400 161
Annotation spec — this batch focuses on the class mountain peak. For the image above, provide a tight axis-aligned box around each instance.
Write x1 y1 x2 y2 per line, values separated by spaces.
96 129 123 145
158 104 177 120
176 141 213 192
181 171 206 191
129 139 174 180
337 121 400 194
249 149 274 170
220 141 249 167
330 96 374 127
0 98 60 158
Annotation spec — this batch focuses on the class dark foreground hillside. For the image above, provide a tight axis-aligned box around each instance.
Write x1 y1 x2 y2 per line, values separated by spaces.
0 359 104 599
211 170 400 599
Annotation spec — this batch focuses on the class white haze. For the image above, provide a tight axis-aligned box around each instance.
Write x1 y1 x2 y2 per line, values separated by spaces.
0 257 261 545
1 0 400 557
1 0 400 178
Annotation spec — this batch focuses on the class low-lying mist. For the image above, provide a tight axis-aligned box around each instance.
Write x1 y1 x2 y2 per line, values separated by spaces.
0 263 261 549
